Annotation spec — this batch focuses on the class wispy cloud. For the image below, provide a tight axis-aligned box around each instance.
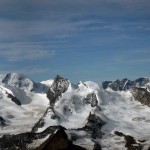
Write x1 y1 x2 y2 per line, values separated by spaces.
114 49 150 64
0 43 55 61
0 0 149 42
131 49 150 54
19 66 50 75
0 66 50 76
115 57 150 64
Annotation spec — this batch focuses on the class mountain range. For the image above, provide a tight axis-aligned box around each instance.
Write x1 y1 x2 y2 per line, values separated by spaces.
0 73 150 150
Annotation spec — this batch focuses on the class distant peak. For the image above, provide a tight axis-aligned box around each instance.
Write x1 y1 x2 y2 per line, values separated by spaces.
2 73 29 83
102 77 150 91
55 75 67 81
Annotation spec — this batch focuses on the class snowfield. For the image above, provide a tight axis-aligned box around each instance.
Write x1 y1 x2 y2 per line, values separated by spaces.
101 90 150 149
0 88 49 136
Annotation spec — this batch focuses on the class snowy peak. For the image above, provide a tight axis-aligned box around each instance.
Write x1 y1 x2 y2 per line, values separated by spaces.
1 73 34 91
102 78 128 91
47 75 70 105
0 73 49 93
32 78 104 134
51 75 70 93
102 77 150 91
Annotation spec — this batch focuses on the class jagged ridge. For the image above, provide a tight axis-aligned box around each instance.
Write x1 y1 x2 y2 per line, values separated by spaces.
102 77 150 91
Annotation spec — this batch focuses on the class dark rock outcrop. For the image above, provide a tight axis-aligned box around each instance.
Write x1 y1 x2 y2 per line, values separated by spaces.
47 75 69 106
102 81 112 89
102 77 150 91
0 126 85 150
85 93 98 107
131 87 150 107
72 113 105 141
0 116 6 127
36 127 85 150
102 78 129 91
7 92 21 106
93 142 101 150
114 131 146 150
84 113 105 139
0 126 57 150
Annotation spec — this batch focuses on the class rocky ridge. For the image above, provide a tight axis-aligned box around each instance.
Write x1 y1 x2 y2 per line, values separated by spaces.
102 77 150 91
131 87 150 107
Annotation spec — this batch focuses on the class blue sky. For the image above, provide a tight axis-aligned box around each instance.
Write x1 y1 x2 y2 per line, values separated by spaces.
0 0 150 83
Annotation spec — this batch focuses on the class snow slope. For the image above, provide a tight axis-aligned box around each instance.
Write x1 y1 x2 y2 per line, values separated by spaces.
0 88 49 136
100 89 150 149
0 73 50 137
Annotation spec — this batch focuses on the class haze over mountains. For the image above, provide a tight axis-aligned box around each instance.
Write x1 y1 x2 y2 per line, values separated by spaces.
0 73 150 150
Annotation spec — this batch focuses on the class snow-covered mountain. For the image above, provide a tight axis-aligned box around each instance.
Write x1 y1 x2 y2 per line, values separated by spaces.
0 73 53 136
0 73 50 92
0 73 150 150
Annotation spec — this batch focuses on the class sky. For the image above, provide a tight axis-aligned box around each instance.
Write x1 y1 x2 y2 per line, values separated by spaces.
0 0 150 83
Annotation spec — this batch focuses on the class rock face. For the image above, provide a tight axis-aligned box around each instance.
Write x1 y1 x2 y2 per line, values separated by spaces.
0 126 60 149
85 93 98 107
0 116 5 126
83 113 105 139
0 85 21 105
131 87 150 107
36 127 86 150
47 75 70 106
32 76 70 133
102 77 150 91
114 131 146 150
0 126 85 150
102 78 129 91
7 92 21 106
